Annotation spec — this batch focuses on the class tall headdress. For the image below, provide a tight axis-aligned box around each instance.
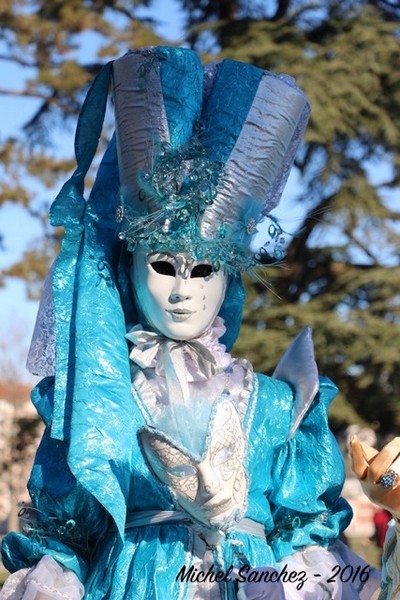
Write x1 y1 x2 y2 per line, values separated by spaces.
113 46 310 272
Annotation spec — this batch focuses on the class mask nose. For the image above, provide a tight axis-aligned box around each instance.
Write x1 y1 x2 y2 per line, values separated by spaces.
170 277 192 302
195 463 221 502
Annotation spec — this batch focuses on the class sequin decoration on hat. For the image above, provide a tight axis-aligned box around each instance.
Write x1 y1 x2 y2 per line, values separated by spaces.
112 46 311 273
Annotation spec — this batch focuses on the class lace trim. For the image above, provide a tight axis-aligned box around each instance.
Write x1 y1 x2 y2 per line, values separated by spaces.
26 265 56 377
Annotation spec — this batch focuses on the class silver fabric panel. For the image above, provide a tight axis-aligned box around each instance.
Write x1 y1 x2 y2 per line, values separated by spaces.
200 73 309 240
26 263 56 376
112 52 170 210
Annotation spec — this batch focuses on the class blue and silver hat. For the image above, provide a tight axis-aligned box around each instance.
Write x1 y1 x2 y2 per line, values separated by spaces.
112 46 310 273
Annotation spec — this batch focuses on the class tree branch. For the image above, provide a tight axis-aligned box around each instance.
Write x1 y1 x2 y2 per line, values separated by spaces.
0 53 36 68
272 0 291 21
344 228 380 264
0 87 76 116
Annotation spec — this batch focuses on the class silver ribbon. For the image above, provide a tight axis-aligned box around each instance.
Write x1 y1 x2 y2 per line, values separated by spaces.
126 327 218 408
121 509 266 544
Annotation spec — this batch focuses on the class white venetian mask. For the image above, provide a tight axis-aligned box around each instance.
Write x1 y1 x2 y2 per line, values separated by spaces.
130 246 228 340
139 398 247 531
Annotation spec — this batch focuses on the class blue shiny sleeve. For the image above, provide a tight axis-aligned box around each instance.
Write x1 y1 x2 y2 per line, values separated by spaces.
267 376 353 561
1 379 108 583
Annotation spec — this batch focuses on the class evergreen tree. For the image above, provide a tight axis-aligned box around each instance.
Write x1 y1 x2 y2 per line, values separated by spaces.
180 0 400 433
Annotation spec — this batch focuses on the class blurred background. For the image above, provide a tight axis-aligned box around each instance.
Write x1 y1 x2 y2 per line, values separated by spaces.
0 0 399 576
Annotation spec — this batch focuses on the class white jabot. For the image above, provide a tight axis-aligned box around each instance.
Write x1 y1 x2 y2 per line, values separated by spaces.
127 317 240 454
126 316 232 384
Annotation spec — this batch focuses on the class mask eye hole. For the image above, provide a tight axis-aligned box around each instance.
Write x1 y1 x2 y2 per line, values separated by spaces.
213 444 235 467
168 464 197 478
191 264 212 278
150 261 176 277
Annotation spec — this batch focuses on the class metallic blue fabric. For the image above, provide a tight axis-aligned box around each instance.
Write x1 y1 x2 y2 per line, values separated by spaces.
2 372 351 598
201 60 263 163
158 46 203 150
48 62 113 441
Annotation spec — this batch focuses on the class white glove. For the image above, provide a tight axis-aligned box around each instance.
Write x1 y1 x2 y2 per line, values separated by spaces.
0 556 84 600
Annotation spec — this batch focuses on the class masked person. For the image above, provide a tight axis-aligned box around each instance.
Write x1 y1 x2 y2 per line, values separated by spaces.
0 47 382 600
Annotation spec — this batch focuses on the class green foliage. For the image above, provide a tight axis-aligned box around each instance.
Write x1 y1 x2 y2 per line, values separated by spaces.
180 0 400 434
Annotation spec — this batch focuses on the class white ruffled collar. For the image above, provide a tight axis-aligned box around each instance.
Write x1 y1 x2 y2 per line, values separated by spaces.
126 316 232 383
